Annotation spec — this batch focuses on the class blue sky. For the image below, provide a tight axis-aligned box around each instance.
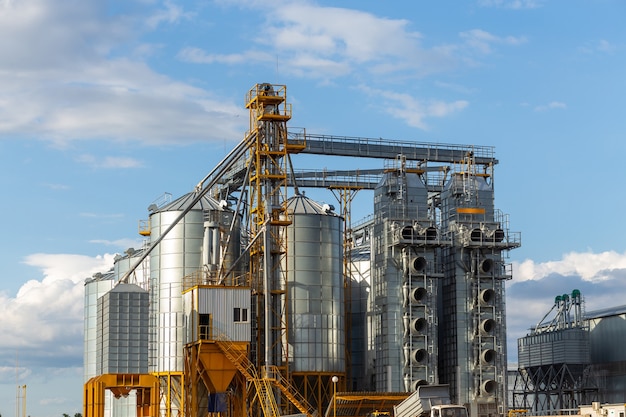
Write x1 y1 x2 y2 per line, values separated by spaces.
1 1 626 416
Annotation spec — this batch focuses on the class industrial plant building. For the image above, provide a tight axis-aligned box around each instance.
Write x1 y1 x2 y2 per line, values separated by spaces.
83 84 521 417
513 291 626 415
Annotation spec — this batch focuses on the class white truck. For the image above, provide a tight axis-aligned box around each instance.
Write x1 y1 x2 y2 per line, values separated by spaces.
394 385 468 417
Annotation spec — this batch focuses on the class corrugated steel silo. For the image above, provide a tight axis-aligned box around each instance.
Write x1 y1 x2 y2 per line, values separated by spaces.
285 193 345 372
85 273 140 417
284 193 345 414
113 247 150 290
84 271 115 382
148 192 232 374
96 283 149 374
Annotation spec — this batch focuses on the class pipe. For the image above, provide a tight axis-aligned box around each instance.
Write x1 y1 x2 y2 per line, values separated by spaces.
119 133 255 284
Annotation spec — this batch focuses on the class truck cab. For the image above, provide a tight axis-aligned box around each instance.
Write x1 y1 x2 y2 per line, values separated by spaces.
432 405 469 417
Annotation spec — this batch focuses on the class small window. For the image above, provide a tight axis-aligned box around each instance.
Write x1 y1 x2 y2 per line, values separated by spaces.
234 307 248 323
199 314 211 339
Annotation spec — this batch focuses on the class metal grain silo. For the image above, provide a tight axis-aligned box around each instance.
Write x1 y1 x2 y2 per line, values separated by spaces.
96 283 149 375
284 193 344 413
285 194 345 372
84 271 115 382
84 273 140 417
149 192 234 373
113 247 150 290
148 191 234 416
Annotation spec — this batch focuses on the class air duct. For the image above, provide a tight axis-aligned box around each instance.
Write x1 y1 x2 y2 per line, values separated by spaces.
479 289 495 305
481 379 497 396
409 257 427 274
410 318 428 335
411 379 428 391
401 225 414 240
479 319 496 335
470 229 483 242
480 349 496 365
424 226 438 240
410 287 427 304
479 258 494 274
410 349 428 365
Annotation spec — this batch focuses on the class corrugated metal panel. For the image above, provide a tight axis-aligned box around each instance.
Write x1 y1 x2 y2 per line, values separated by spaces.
84 277 115 382
285 194 345 373
156 192 224 212
589 313 626 362
183 287 251 343
518 328 589 368
149 201 205 374
97 284 149 375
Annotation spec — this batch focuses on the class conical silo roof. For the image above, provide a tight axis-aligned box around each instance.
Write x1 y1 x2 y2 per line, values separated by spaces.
155 192 225 213
286 194 338 216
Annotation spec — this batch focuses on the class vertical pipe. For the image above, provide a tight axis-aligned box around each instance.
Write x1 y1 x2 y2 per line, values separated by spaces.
263 224 271 372
211 222 220 267
22 385 26 417
202 222 211 267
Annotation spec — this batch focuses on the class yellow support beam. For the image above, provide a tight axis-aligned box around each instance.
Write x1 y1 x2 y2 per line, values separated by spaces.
83 374 160 417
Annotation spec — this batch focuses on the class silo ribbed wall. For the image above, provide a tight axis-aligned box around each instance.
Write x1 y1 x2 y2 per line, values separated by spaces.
285 195 345 373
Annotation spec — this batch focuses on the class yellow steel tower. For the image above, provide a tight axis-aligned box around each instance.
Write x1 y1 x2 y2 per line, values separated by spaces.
245 83 304 415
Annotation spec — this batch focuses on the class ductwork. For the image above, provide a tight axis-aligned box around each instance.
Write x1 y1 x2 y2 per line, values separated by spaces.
409 256 427 274
409 317 428 335
480 349 496 365
410 287 428 304
479 318 496 335
410 348 428 365
481 379 497 396
479 289 495 305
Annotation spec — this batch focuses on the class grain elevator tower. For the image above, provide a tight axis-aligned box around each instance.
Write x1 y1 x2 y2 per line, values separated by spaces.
371 156 441 391
440 151 519 417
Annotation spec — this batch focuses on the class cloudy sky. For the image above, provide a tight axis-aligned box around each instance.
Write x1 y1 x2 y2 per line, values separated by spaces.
1 0 626 416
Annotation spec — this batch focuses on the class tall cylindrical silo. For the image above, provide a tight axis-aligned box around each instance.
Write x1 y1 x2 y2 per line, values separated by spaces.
285 194 345 373
283 194 344 415
148 192 231 374
84 271 139 417
113 247 150 290
84 271 115 382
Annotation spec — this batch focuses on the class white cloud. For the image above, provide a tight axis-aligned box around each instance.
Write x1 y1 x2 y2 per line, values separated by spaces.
359 85 468 129
180 2 460 81
534 101 567 111
178 47 274 65
460 29 527 55
512 250 626 283
0 0 247 145
89 238 144 249
42 182 71 190
579 39 617 55
76 154 144 169
478 0 544 9
0 253 115 354
145 0 194 29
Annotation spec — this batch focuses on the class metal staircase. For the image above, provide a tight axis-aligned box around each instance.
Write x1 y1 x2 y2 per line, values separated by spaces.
216 335 316 417
263 365 317 417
